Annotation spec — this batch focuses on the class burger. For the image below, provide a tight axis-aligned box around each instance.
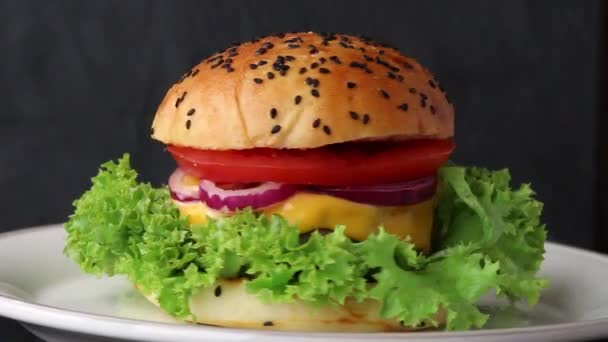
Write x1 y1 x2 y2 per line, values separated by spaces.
65 32 547 332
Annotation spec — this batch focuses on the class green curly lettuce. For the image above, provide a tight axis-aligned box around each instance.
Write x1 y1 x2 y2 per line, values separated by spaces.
64 154 547 330
435 166 548 305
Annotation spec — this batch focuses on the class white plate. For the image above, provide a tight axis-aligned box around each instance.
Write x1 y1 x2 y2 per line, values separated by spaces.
0 225 606 342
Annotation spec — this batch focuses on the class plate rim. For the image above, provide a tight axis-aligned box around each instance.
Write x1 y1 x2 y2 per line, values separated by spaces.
0 223 606 341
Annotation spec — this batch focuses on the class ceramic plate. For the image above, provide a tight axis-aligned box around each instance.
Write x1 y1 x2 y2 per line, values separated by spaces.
0 224 606 342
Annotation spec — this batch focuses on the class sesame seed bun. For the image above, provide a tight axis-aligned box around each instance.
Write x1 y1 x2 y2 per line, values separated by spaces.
151 32 454 149
138 278 446 332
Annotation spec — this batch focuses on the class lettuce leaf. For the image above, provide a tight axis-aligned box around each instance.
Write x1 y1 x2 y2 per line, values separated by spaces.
435 166 547 305
64 154 547 330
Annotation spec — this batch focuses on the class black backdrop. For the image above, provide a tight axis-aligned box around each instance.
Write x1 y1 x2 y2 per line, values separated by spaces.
0 1 606 340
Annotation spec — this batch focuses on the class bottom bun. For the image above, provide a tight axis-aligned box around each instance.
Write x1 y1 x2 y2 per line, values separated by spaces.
139 278 445 332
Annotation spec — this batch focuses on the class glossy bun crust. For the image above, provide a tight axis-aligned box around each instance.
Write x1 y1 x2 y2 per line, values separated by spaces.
140 279 445 332
151 32 454 149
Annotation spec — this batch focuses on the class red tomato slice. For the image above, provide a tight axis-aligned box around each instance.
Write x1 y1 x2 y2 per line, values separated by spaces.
167 139 454 186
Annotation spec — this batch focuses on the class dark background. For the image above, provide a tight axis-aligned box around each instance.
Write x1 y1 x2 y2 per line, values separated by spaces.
0 0 606 340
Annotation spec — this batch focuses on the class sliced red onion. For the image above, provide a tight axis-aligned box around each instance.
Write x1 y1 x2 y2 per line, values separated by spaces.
168 168 200 202
313 176 437 206
199 179 299 211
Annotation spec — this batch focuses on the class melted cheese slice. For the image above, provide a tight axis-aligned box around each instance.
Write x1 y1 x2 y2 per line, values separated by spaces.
174 193 433 251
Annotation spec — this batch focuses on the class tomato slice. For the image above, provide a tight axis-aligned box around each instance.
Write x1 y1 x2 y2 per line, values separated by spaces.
167 139 454 186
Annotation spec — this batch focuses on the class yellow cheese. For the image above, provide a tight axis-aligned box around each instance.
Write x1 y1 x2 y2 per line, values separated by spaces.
174 193 433 251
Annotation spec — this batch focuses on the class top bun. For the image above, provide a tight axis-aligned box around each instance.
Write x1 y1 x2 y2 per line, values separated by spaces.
151 32 454 149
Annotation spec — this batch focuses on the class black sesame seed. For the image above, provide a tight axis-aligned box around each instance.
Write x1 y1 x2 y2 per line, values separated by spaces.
276 55 286 63
409 87 417 94
396 74 403 81
271 125 281 134
387 71 396 80
329 56 342 64
258 60 268 66
363 55 373 62
226 67 235 73
322 125 332 135
349 111 359 120
319 68 330 74
310 62 319 69
305 77 314 86
420 93 428 100
253 78 263 84
398 103 409 111
380 89 390 99
150 127 155 135
211 58 224 68
299 67 307 74
319 57 327 64
404 62 414 70
224 58 233 64
311 89 320 97
309 47 319 55
262 42 274 49
430 105 436 114
359 47 366 53
359 35 373 43
420 99 427 108
267 72 275 79
379 49 385 55
185 120 191 129
274 32 286 38
350 61 367 69
312 118 321 128
214 286 222 297
347 82 356 89
263 321 274 327
206 55 221 64
294 95 302 104
270 108 278 118
285 55 295 61
186 108 196 116
256 47 267 55
312 79 319 87
175 92 187 108
362 114 370 124
228 51 239 58
288 44 300 49
191 69 200 76
249 64 258 70
321 40 330 46
428 80 437 88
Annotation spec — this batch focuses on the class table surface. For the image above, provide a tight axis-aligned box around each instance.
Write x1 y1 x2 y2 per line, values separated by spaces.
1 317 42 341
